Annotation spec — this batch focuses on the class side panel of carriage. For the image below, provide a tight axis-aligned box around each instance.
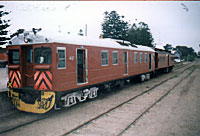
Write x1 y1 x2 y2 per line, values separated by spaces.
155 52 169 69
52 43 155 92
169 54 175 67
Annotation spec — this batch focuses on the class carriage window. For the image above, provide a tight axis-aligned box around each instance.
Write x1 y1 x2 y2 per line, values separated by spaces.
140 52 143 63
144 53 148 63
57 47 66 69
0 48 6 53
112 51 118 65
134 52 138 63
8 49 20 64
101 50 108 66
34 47 51 64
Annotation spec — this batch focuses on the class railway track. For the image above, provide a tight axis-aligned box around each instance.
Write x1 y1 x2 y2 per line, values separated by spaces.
117 65 197 136
173 62 191 71
0 62 195 135
60 63 196 136
0 112 49 134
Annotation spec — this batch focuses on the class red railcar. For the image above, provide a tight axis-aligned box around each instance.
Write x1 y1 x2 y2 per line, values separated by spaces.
7 31 173 113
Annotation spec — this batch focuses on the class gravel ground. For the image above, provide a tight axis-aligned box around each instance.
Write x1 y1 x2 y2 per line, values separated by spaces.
1 61 200 136
122 63 200 136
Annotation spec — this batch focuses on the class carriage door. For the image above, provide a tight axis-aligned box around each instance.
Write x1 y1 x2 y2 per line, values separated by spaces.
77 49 87 84
22 46 34 86
167 54 169 66
155 53 158 69
149 53 152 70
123 52 128 75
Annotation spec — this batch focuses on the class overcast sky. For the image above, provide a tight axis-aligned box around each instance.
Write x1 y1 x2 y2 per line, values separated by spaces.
2 1 200 52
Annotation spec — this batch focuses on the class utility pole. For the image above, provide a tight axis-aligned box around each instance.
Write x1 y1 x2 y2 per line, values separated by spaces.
58 25 61 33
85 24 87 36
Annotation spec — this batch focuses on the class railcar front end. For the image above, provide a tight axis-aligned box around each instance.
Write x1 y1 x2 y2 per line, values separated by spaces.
7 45 55 113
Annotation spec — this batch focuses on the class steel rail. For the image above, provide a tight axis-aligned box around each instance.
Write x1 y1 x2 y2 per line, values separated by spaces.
117 65 197 136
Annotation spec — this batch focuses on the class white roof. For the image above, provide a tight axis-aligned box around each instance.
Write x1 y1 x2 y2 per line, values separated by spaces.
155 44 165 50
171 50 176 54
0 45 7 48
10 31 155 52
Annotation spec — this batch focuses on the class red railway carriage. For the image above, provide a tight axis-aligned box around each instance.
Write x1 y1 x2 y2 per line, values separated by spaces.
168 54 175 68
7 31 164 113
52 42 155 92
155 48 174 72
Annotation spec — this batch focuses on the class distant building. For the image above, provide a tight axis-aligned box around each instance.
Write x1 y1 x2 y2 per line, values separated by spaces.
172 48 182 62
173 48 181 59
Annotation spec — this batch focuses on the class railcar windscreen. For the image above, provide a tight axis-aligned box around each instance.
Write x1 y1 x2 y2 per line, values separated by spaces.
34 47 51 64
8 49 20 64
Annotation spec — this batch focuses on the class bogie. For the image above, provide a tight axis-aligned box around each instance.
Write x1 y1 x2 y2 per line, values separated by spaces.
60 87 99 108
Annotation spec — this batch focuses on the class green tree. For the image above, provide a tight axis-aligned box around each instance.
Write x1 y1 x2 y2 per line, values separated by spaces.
0 5 10 46
101 11 129 40
176 46 197 61
127 22 154 47
164 44 173 52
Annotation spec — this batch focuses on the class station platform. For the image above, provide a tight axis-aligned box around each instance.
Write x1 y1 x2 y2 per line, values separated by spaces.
0 67 14 116
0 67 8 92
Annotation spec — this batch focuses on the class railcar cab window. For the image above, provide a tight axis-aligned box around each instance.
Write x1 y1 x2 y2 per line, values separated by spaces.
57 47 66 69
34 47 51 64
140 52 143 63
145 53 148 63
101 50 108 66
134 52 138 63
26 48 33 63
112 51 118 65
8 49 20 64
